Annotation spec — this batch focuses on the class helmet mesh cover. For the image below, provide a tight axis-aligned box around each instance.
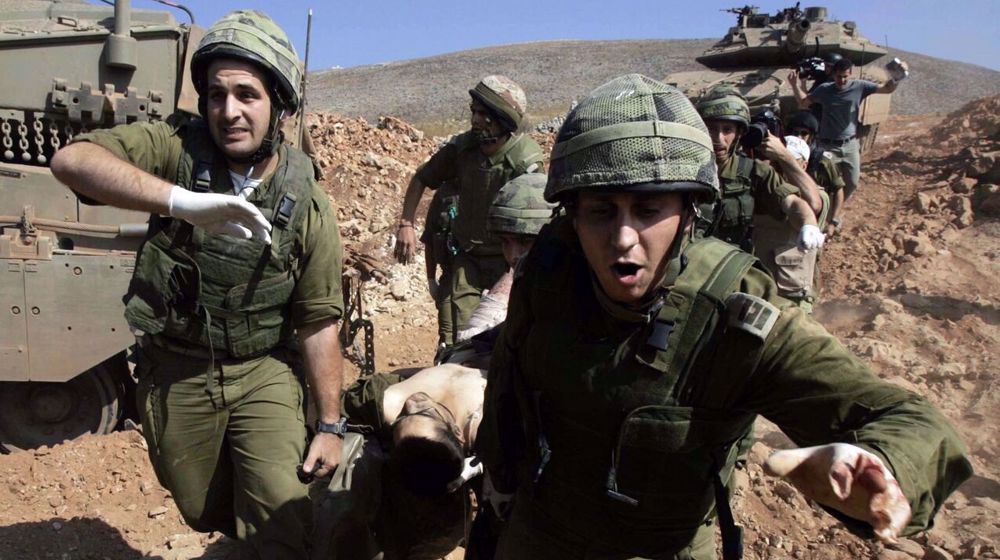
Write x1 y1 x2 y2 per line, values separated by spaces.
547 74 718 202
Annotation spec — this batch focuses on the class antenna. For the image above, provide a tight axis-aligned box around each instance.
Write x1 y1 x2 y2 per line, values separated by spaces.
299 9 314 148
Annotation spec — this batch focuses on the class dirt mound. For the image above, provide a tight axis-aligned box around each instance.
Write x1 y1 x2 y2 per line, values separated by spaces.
931 95 1000 144
1 105 998 560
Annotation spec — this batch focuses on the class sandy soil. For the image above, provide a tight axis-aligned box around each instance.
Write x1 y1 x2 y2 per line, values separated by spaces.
1 99 998 559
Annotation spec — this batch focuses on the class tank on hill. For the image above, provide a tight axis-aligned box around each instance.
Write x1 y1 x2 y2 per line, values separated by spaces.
666 4 892 151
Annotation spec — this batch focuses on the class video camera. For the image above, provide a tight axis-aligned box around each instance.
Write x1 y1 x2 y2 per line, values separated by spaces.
796 56 827 82
741 109 784 151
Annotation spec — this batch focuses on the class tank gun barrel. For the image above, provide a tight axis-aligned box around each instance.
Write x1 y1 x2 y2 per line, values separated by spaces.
784 17 810 54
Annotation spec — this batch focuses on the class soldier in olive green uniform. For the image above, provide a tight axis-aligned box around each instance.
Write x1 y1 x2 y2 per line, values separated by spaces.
478 74 971 559
786 110 847 237
420 180 460 346
695 86 823 255
395 76 544 346
52 11 346 558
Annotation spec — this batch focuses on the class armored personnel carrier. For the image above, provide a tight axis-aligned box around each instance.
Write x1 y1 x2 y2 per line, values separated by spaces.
0 0 206 452
666 4 892 151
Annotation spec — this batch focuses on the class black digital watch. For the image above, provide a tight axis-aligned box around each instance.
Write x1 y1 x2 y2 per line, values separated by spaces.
315 417 348 437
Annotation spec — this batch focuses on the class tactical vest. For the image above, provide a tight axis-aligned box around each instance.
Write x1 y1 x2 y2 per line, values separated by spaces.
815 157 842 194
428 188 460 272
450 133 542 255
123 121 313 359
507 217 778 557
699 154 756 252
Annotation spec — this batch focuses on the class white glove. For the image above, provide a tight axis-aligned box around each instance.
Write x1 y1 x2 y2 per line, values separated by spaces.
765 443 911 543
482 470 515 520
446 456 484 493
168 185 272 244
798 224 825 250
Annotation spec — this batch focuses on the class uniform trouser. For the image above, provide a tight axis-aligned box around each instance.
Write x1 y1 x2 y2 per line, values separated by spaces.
449 251 507 344
495 493 717 560
820 138 861 199
135 343 310 559
435 269 455 347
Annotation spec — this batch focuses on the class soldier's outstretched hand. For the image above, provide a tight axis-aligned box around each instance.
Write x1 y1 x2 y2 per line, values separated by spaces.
394 224 417 264
764 443 911 543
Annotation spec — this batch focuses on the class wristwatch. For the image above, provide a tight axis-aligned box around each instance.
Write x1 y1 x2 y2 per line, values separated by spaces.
315 417 348 437
830 217 843 228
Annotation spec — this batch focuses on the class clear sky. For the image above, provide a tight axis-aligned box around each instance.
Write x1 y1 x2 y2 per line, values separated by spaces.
132 0 999 72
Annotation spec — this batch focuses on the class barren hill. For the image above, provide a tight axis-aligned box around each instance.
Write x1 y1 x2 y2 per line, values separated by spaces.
306 39 1000 129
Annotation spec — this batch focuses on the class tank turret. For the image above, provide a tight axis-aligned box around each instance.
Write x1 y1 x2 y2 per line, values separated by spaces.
668 4 893 152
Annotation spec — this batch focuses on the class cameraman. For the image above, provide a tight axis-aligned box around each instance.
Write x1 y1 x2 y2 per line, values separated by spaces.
790 56 908 199
695 86 823 255
804 52 843 94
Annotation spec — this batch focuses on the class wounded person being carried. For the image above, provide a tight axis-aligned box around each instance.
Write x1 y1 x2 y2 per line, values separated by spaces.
312 173 553 560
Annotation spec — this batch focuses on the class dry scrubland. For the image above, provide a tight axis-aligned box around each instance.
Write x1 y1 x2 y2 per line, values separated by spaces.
307 39 1000 130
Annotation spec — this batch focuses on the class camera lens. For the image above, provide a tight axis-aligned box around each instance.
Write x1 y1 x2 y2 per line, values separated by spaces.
741 123 769 149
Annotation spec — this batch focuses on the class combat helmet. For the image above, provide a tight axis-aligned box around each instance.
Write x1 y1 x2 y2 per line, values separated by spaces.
488 173 556 236
695 85 750 129
191 10 302 114
786 110 819 136
469 75 527 132
546 73 718 204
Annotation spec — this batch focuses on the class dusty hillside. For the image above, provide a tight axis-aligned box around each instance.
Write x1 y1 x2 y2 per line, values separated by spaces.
307 39 1000 129
1 98 998 559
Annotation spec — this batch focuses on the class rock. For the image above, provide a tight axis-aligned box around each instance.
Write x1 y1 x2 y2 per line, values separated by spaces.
960 536 995 558
167 533 201 550
880 236 898 255
389 279 409 301
772 480 801 505
161 546 204 560
972 183 1000 217
937 362 967 378
922 545 953 560
888 538 925 557
877 297 904 315
902 235 934 257
967 153 1000 182
148 506 169 518
946 194 971 213
953 210 975 228
950 176 977 194
915 192 936 213
878 551 916 560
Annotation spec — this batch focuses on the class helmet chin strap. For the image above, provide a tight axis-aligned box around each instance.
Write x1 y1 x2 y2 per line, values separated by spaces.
230 107 286 166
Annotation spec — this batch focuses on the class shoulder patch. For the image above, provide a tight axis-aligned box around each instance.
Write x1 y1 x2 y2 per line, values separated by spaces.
725 292 779 341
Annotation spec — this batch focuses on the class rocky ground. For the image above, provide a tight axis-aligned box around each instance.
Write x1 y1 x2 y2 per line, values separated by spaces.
1 98 998 559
